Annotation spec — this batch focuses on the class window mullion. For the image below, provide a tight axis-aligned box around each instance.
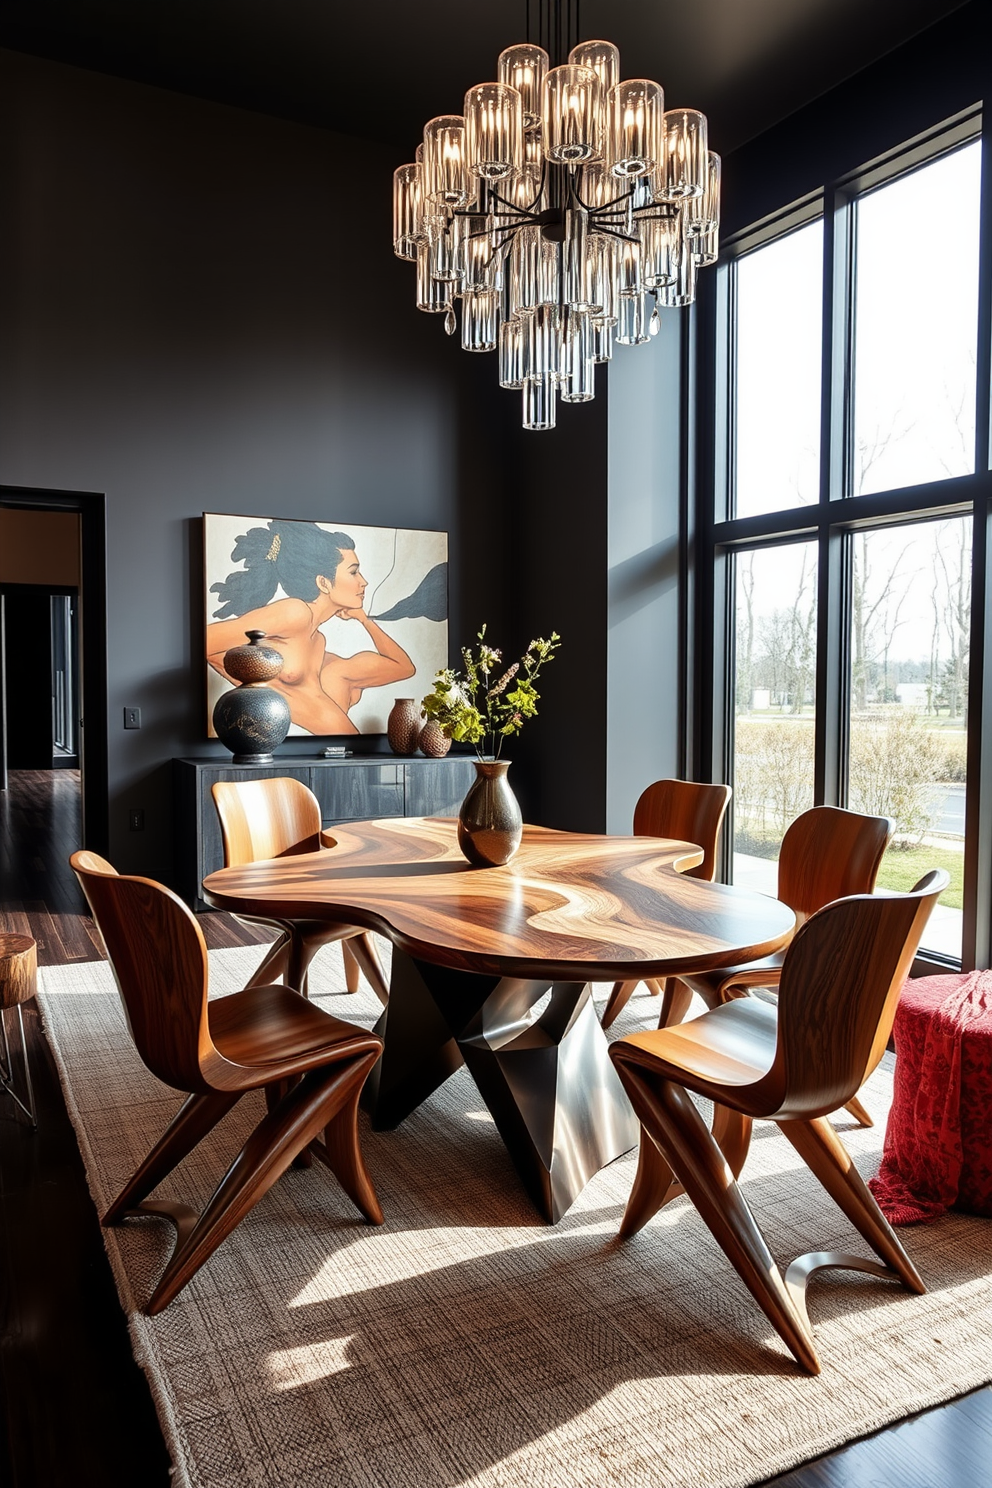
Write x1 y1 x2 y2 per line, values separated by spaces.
814 186 853 805
962 108 992 968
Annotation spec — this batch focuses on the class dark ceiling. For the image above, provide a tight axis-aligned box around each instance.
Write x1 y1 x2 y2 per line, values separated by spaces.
0 0 973 156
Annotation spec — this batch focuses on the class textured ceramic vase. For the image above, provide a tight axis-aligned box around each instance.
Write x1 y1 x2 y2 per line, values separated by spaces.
419 719 452 758
457 759 523 867
387 697 421 755
212 630 291 764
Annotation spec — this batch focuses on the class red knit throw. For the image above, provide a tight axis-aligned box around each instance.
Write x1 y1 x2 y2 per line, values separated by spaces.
869 970 992 1225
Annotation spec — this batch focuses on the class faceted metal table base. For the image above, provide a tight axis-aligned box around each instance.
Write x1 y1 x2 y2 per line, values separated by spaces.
363 951 638 1222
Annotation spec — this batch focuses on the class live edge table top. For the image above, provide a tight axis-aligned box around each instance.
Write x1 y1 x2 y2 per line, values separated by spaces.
201 817 796 983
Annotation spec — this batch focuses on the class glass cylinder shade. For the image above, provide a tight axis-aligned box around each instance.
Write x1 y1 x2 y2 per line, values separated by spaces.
426 214 463 283
686 150 721 236
423 115 471 206
415 142 424 164
523 376 556 430
505 165 542 211
568 40 620 97
393 164 423 261
464 82 523 182
499 318 526 387
658 238 697 306
461 290 499 351
608 79 664 178
693 225 719 267
657 109 708 201
561 311 595 402
416 242 452 313
592 234 618 325
461 219 502 292
591 319 614 362
498 43 548 131
616 293 649 344
562 208 594 310
528 303 560 382
543 66 603 164
641 212 679 287
539 237 560 305
617 235 643 297
509 226 541 315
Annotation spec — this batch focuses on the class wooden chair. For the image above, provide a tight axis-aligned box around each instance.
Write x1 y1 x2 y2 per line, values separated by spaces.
673 805 895 1127
609 868 948 1374
70 850 384 1315
601 779 732 1030
211 777 389 1005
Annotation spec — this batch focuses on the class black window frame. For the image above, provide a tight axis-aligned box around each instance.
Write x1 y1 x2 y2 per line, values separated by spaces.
693 103 992 974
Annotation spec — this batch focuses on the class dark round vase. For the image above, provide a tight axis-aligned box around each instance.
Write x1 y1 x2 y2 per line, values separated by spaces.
212 630 291 764
457 759 523 867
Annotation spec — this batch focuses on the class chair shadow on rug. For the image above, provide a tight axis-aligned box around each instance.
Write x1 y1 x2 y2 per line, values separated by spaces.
609 869 948 1375
70 850 385 1315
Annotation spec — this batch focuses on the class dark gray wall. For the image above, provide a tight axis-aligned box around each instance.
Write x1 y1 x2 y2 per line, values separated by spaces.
0 47 500 876
606 319 684 832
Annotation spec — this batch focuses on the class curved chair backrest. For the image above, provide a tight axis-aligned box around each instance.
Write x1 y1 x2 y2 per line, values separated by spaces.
778 806 895 925
212 776 323 868
632 779 732 882
768 868 948 1119
70 850 214 1093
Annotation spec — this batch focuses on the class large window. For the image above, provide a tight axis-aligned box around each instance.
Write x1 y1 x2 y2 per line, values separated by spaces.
707 115 989 966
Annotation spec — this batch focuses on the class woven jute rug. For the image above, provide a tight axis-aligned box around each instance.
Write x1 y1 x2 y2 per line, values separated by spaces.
37 947 992 1488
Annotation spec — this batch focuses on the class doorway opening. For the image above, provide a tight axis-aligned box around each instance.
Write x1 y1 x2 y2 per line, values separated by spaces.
0 489 108 906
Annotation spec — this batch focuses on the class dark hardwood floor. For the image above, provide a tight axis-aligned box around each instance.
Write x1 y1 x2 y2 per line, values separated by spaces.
1 768 990 1487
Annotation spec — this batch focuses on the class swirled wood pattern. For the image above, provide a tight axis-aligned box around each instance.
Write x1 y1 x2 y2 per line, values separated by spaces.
202 817 796 981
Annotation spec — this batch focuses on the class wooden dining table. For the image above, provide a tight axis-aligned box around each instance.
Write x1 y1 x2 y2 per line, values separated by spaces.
202 816 796 1222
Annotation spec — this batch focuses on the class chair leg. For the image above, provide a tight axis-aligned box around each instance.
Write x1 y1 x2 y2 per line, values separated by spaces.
611 1055 821 1373
103 1090 242 1224
777 1116 924 1293
601 980 639 1029
842 1093 873 1128
342 940 361 993
243 930 291 989
312 1049 384 1223
617 1098 753 1238
346 933 390 1007
145 1057 383 1315
658 978 694 1028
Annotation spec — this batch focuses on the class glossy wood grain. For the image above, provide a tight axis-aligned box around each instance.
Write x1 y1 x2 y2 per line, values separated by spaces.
601 779 731 1029
0 936 37 1009
211 776 389 1004
70 849 384 1313
610 870 948 1373
202 816 795 983
680 806 895 1014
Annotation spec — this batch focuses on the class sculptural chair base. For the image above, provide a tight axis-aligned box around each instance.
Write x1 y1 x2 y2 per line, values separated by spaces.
104 1018 383 1316
240 918 390 1005
610 1049 925 1375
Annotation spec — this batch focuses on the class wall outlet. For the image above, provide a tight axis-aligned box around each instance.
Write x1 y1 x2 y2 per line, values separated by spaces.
129 808 145 831
124 707 141 729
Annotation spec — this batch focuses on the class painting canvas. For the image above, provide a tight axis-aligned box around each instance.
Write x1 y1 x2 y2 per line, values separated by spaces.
204 513 448 737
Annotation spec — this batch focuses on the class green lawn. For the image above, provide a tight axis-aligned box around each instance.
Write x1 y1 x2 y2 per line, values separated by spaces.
875 842 964 908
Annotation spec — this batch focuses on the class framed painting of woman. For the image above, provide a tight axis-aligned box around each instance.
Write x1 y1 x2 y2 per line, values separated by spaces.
204 513 448 737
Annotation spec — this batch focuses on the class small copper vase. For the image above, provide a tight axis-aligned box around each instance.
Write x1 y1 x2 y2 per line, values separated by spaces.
419 719 452 758
387 697 421 755
457 759 522 867
212 630 291 764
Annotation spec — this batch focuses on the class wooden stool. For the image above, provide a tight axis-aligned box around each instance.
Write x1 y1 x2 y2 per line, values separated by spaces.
0 934 38 1128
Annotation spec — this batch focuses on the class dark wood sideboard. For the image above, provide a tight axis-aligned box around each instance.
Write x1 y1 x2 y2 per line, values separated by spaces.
174 754 477 908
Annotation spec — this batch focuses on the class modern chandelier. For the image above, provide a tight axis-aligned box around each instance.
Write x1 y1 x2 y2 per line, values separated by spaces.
391 2 720 430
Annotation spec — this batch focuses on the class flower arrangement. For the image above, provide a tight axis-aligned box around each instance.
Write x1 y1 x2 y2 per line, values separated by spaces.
421 625 561 762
